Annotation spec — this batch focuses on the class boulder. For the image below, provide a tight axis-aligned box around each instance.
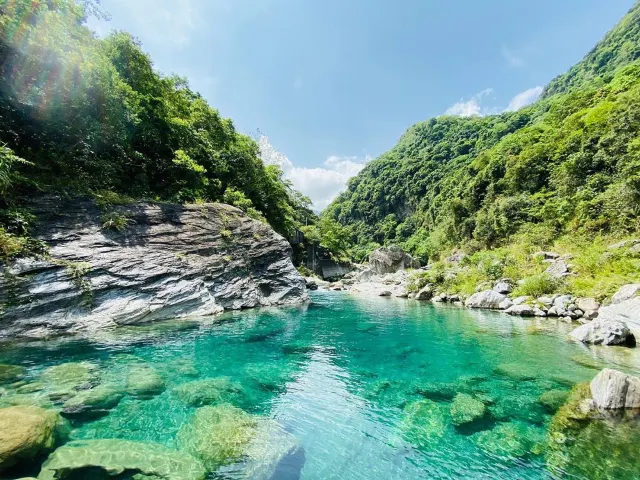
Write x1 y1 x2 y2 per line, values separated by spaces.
611 284 640 304
62 385 124 417
590 368 640 409
37 439 206 480
464 290 507 309
40 362 98 400
0 406 68 472
450 393 486 427
569 319 636 347
576 297 600 313
0 198 308 337
512 296 532 306
399 400 447 447
596 296 640 335
505 304 535 317
378 290 392 297
172 377 245 407
539 389 570 412
177 404 258 471
125 366 165 398
415 286 433 301
493 281 513 294
498 298 513 310
475 422 544 459
545 261 570 279
368 246 420 275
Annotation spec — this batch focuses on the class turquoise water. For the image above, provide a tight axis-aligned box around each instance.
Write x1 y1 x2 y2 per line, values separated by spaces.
2 291 640 479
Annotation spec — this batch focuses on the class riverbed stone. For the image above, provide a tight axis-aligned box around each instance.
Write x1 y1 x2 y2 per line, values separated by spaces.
493 281 513 294
0 364 27 384
569 319 635 347
125 366 165 398
62 385 124 417
0 406 68 472
400 400 447 447
590 368 640 409
475 422 543 458
493 363 537 381
173 377 245 407
505 304 535 316
450 393 486 427
539 389 570 412
37 439 206 480
40 362 98 400
177 404 258 471
465 290 507 309
415 286 433 301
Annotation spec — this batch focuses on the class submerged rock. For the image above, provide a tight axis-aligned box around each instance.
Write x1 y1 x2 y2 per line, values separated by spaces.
493 363 537 381
590 368 640 409
40 362 98 400
450 393 486 427
0 198 308 337
0 364 26 384
125 366 165 398
177 404 258 471
0 406 68 472
173 377 244 407
475 422 545 459
538 389 570 412
400 400 447 447
37 439 206 480
62 385 124 417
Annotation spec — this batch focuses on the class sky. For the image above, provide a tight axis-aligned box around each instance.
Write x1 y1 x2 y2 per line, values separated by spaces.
87 0 635 209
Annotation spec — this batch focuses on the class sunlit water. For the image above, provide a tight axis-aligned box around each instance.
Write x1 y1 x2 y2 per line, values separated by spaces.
2 291 640 479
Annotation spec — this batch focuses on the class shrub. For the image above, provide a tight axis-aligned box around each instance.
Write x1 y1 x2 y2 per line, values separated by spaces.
100 212 133 232
513 274 561 298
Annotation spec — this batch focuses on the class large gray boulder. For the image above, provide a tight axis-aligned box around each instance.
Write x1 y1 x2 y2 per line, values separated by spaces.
465 290 507 309
590 368 640 409
569 319 635 346
611 284 640 304
0 197 308 337
368 246 420 275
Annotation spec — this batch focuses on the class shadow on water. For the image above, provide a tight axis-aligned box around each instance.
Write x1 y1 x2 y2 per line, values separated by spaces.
268 446 306 480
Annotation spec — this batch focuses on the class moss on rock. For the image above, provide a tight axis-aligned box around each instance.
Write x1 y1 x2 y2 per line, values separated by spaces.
538 389 570 413
172 377 244 407
450 393 486 427
400 399 448 447
125 366 165 399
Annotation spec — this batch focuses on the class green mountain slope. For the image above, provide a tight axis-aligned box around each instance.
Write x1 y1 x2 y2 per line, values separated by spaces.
322 2 640 264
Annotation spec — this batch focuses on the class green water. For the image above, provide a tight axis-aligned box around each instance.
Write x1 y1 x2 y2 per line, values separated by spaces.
2 291 640 479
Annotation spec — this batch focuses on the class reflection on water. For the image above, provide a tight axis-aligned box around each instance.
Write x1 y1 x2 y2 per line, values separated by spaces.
1 292 639 479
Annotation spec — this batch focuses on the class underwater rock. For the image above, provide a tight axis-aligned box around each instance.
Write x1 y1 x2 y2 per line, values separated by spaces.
399 399 447 447
493 363 537 381
0 198 308 337
125 366 165 399
0 406 69 472
538 389 570 412
173 377 245 407
413 381 460 401
40 362 98 400
450 393 486 427
177 404 258 471
547 382 640 480
62 385 124 417
590 368 640 409
475 422 544 459
0 364 27 384
37 439 206 480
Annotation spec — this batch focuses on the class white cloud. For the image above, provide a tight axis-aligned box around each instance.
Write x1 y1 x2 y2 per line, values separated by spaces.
258 136 369 211
506 86 543 111
445 88 494 117
501 45 525 68
86 0 197 48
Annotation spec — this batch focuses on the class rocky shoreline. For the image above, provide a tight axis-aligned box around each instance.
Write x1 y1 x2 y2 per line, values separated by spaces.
0 197 308 338
305 246 639 349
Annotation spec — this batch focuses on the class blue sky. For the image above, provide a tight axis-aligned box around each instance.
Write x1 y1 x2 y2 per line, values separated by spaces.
88 0 635 209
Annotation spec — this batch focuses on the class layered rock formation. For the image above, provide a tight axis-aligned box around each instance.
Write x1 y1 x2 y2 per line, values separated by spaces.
0 197 307 337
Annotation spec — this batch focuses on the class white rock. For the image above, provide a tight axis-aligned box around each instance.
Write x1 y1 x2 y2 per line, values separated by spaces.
533 308 547 317
493 281 513 294
512 296 531 306
498 298 513 310
611 284 640 304
569 319 635 346
505 304 535 316
590 368 640 409
576 297 600 312
465 290 507 309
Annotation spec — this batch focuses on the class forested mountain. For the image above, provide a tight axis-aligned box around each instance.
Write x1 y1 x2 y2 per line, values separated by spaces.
322 1 640 262
0 0 312 247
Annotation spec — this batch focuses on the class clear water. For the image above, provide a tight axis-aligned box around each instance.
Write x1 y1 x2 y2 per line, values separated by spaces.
2 291 640 480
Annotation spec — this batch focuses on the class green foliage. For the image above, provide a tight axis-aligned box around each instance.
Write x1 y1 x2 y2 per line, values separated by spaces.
513 274 561 298
100 212 133 232
323 5 640 266
300 217 353 262
0 0 309 239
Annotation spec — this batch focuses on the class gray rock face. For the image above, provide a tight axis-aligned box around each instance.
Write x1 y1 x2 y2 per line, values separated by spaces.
415 286 433 301
611 284 640 304
465 290 507 309
368 246 420 275
493 281 513 294
545 261 570 279
597 296 640 336
576 297 600 313
590 368 640 409
505 304 535 317
0 197 307 337
569 319 635 347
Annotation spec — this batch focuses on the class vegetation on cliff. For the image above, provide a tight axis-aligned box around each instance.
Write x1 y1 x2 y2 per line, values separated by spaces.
322 1 640 279
0 0 313 256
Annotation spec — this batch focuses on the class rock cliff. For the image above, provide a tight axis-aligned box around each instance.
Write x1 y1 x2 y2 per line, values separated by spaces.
0 197 307 337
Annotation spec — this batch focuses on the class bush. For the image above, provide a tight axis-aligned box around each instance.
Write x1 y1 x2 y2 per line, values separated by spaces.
513 274 561 298
100 212 133 232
